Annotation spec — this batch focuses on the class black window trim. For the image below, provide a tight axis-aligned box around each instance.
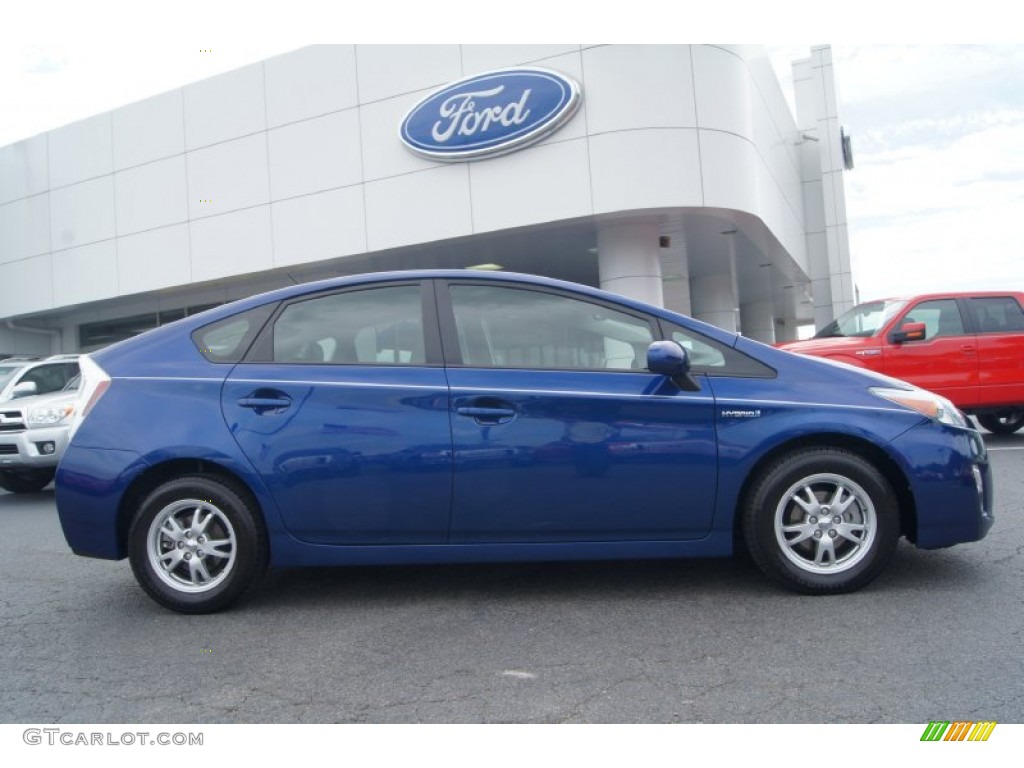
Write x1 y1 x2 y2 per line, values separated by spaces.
656 319 777 379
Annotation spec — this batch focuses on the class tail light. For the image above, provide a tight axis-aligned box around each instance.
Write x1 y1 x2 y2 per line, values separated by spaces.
68 355 111 440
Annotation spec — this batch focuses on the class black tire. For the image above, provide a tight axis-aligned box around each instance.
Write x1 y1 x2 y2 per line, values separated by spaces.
742 448 899 594
128 475 268 614
977 411 1024 435
0 468 56 494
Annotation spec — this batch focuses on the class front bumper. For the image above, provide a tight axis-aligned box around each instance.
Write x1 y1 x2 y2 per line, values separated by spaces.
892 422 993 549
0 425 70 470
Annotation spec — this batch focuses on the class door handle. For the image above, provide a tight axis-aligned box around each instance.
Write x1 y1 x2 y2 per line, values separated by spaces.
455 398 517 424
237 394 292 414
456 406 516 419
960 344 976 354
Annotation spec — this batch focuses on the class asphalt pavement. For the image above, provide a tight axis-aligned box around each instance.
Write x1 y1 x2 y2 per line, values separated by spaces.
1 434 1021 723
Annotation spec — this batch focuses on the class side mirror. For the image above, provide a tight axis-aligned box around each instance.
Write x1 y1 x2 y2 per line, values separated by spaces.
646 341 700 391
890 321 927 344
11 381 38 399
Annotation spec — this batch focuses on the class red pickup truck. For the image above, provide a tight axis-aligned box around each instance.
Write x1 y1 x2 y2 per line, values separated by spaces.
777 292 1024 433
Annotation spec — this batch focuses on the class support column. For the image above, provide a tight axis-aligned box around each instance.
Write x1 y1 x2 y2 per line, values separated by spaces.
597 221 664 307
740 300 776 344
691 255 739 333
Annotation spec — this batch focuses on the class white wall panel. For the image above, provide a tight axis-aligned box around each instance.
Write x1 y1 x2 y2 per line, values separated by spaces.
461 45 580 74
112 89 185 170
693 46 754 140
268 110 362 201
186 134 270 219
48 114 113 188
183 63 266 150
53 240 118 307
0 135 48 205
0 255 53 316
356 45 461 103
271 186 366 268
365 165 471 251
469 139 591 233
189 206 273 283
359 91 440 181
265 45 358 128
114 155 189 236
589 129 703 214
698 130 761 218
582 45 697 134
0 195 49 263
49 177 116 251
117 224 191 295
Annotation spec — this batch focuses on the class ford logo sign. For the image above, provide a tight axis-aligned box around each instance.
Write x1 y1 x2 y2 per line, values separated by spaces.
399 68 582 162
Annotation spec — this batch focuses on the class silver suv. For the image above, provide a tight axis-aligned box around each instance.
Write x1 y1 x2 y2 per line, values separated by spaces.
0 356 81 494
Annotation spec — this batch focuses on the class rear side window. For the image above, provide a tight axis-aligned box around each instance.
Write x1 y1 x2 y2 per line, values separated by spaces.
967 297 1024 333
192 304 275 363
272 285 425 365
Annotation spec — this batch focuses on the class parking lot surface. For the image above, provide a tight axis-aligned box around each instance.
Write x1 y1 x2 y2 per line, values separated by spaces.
1 433 1021 723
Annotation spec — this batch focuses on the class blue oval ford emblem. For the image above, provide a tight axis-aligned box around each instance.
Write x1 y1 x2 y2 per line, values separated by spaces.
399 68 582 161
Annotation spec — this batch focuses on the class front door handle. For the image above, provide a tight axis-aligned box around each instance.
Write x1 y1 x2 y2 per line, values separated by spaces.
237 391 292 414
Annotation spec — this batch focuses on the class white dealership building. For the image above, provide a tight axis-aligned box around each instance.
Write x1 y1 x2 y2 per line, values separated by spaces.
0 44 854 356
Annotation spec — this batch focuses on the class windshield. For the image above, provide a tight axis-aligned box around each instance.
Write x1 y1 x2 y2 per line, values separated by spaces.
0 364 23 390
815 300 908 339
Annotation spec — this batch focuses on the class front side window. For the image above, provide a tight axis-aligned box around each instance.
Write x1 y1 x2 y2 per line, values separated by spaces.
449 285 653 371
19 363 77 395
273 285 425 365
902 299 965 340
966 297 1024 334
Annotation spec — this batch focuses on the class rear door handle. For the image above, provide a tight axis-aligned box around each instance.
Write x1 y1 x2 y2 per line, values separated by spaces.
454 398 517 424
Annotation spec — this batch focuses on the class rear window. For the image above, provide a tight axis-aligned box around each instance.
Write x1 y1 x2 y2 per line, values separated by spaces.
192 304 276 363
967 296 1024 334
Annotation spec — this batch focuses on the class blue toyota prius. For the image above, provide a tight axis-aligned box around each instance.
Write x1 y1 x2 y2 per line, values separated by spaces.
55 271 994 613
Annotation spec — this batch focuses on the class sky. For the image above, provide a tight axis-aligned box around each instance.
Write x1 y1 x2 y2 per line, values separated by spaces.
2 1 1021 307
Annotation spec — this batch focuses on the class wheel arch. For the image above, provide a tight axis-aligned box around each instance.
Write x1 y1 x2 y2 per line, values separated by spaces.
732 433 918 546
116 458 268 560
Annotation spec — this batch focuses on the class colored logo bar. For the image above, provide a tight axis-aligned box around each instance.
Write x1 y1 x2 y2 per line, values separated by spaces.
921 721 997 741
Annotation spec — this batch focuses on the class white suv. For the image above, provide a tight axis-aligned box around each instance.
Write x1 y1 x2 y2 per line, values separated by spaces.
0 356 81 494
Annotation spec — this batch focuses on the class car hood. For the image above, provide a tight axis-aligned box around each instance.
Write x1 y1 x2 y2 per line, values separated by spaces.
2 388 80 411
776 336 878 354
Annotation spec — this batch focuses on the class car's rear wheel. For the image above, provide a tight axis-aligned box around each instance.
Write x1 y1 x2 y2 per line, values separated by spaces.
0 468 56 494
128 476 267 613
977 410 1024 434
742 448 899 594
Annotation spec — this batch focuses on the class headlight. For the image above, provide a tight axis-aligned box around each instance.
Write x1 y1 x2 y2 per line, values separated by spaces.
870 387 969 428
27 402 75 427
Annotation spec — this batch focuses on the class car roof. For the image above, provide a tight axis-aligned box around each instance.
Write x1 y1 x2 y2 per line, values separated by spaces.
864 291 1024 304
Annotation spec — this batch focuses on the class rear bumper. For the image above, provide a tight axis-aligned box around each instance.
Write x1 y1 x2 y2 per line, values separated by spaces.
55 444 148 560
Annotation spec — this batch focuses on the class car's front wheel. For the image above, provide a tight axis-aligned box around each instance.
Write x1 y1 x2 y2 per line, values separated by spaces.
977 410 1024 434
128 476 268 613
742 448 899 594
0 468 56 494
